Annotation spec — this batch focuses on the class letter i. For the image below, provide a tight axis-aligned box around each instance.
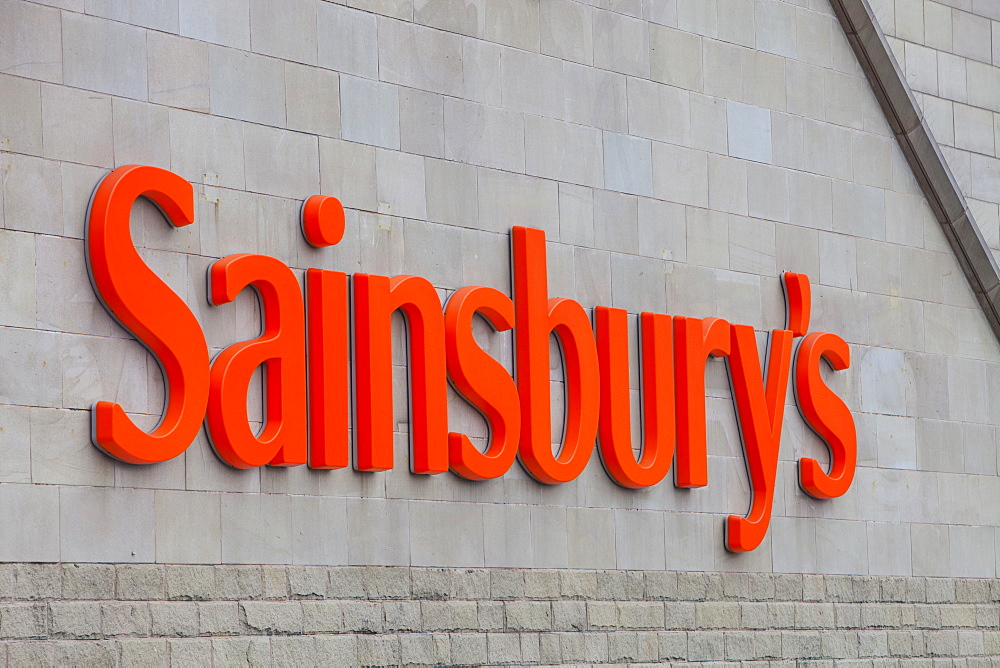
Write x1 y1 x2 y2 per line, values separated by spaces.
302 196 351 469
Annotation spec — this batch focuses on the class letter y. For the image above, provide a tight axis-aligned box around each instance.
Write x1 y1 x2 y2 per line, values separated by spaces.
725 324 793 553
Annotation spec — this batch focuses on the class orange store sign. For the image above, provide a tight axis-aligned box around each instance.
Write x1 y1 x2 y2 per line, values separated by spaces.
86 165 857 553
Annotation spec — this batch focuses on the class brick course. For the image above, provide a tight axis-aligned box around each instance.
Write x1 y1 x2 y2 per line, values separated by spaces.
0 565 989 662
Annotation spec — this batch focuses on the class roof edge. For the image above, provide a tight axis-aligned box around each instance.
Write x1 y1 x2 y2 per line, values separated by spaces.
829 0 1000 340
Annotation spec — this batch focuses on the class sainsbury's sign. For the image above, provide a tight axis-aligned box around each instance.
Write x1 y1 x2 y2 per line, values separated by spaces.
86 165 857 553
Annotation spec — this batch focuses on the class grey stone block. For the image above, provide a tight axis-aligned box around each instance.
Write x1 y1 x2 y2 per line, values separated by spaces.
687 630 725 661
382 600 420 632
399 632 436 665
955 579 992 603
212 637 270 667
658 630 688 660
558 571 597 600
0 486 56 561
399 87 444 158
147 32 209 113
318 3 377 78
341 601 383 634
0 2 62 81
63 12 147 100
445 100 525 174
0 74 41 155
166 566 216 602
504 601 551 632
500 48 564 119
477 167 559 237
221 495 293 566
215 566 263 601
551 600 586 632
650 23 702 90
480 603 508 635
279 65 339 136
645 572 678 601
249 0 316 65
50 601 101 639
270 636 316 667
379 17 464 97
43 640 117 666
168 107 245 190
926 578 956 604
346 498 409 567
340 75 400 150
358 635 400 667
421 600 478 631
263 567 288 600
117 565 165 601
286 567 326 600
241 601 304 635
209 45 286 127
301 600 344 634
150 602 199 637
446 570 488 601
588 600 618 630
594 8 649 77
598 570 645 601
411 568 450 601
198 601 241 636
696 601 741 630
168 637 212 665
179 0 250 49
451 632 487 665
618 601 666 630
56 564 116 600
740 601 769 630
86 0 178 31
486 631 521 664
364 566 411 599
564 507 615 571
925 629 960 656
60 487 154 562
728 101 773 163
101 602 152 638
244 124 320 200
320 139 377 216
490 570 525 600
940 604 978 629
118 638 168 667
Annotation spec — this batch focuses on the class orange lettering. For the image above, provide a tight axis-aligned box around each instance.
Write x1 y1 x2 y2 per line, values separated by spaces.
595 307 675 489
796 332 857 499
353 274 448 474
445 286 521 481
86 165 210 464
205 254 307 469
512 227 599 485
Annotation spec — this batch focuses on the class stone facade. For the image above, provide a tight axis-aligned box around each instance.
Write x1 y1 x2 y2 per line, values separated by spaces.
0 564 996 665
1 0 1000 662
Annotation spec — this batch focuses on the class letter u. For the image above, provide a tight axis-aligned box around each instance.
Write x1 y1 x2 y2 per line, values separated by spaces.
595 307 675 489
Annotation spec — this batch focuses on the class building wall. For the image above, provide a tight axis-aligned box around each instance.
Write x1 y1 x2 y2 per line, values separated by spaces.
0 0 999 662
871 0 1000 256
0 565 995 664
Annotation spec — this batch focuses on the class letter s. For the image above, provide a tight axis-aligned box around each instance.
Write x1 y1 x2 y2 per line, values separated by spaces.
86 165 210 464
795 331 856 499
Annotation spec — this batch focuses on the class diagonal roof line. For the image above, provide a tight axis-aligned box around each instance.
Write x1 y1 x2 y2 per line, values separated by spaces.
829 0 1000 341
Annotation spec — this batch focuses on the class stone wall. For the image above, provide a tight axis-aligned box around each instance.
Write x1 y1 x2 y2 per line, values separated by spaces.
0 564 997 664
872 0 1000 256
1 0 1000 661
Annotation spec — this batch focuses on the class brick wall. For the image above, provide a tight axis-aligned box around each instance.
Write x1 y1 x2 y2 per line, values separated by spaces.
0 564 997 664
